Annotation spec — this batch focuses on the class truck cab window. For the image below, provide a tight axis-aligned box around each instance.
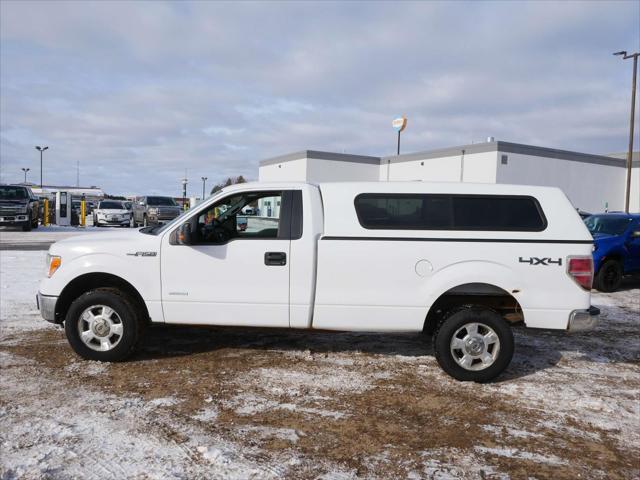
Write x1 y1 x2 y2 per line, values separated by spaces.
193 191 282 244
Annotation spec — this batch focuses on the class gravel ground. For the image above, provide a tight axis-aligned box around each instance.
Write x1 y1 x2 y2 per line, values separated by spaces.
1 250 639 479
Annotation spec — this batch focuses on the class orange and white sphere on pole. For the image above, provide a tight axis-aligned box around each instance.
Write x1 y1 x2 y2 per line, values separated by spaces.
392 116 407 132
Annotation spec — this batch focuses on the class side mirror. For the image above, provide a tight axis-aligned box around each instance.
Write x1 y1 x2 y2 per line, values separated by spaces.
177 223 192 245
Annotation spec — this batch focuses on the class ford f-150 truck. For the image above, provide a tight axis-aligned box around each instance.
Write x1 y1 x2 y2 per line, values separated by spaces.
0 184 40 231
37 182 598 382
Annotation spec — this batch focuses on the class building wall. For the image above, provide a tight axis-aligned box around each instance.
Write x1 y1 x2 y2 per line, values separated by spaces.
495 152 628 212
306 157 380 182
259 157 307 181
630 167 639 213
382 151 498 183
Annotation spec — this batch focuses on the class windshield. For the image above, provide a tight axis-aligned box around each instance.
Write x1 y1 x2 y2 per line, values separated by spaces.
584 215 632 236
147 196 177 206
99 201 124 210
0 186 28 200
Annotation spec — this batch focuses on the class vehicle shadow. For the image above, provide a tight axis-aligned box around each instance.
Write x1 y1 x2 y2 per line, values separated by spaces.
133 323 588 382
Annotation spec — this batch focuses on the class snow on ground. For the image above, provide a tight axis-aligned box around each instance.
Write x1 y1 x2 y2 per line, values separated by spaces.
0 250 49 334
0 248 639 479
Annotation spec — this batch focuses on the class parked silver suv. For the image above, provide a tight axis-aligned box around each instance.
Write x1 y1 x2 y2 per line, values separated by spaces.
132 196 181 227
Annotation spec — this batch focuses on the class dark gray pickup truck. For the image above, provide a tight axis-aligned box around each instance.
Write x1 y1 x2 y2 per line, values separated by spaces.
132 195 181 227
0 184 40 231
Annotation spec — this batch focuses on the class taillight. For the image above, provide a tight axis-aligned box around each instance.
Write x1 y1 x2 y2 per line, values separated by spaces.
567 256 593 290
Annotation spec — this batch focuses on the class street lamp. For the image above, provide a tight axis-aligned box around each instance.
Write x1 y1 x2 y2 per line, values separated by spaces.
21 167 30 183
35 146 49 188
181 176 188 211
614 50 639 213
201 177 208 200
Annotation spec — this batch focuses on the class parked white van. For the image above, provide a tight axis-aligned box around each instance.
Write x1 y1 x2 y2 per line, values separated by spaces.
38 182 598 381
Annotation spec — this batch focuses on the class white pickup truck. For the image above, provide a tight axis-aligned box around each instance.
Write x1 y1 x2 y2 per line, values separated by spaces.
38 182 598 381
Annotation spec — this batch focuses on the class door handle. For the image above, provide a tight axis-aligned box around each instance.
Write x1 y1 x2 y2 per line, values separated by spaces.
264 251 286 266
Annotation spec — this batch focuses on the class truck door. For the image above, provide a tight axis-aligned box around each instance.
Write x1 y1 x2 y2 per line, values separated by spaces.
625 220 640 272
160 189 295 327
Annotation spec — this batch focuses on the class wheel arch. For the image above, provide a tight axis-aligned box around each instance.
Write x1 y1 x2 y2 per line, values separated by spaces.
55 272 149 324
423 282 524 334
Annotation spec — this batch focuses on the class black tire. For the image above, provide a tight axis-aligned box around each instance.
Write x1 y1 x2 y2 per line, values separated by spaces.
434 307 514 382
594 259 623 292
64 288 142 362
21 218 32 231
32 213 39 229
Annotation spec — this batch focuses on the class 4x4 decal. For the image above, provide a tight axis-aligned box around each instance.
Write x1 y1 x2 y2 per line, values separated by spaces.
519 257 562 266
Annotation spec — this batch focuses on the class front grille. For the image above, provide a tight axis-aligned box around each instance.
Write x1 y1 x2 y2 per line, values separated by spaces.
157 207 180 219
0 207 22 215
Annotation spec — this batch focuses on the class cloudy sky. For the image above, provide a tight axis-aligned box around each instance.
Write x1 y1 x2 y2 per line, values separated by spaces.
1 0 638 196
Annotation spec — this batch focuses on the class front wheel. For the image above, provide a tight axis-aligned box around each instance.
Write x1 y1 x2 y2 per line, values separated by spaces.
21 217 32 231
64 288 142 362
434 307 514 382
594 259 623 292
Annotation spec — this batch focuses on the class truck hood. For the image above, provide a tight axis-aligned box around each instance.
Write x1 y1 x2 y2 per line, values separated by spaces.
49 229 161 260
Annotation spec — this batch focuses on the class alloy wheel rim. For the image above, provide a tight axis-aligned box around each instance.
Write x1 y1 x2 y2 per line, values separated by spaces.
450 322 500 371
78 304 124 352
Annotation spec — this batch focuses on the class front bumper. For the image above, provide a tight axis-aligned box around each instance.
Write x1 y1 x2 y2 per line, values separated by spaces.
97 218 130 226
568 306 600 332
0 214 29 224
37 292 58 323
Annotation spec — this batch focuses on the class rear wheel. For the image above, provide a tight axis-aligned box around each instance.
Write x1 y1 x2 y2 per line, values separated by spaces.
594 259 623 292
434 307 514 382
64 288 142 362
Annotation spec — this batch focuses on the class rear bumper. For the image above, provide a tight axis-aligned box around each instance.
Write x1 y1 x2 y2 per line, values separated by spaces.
37 292 59 323
567 306 600 332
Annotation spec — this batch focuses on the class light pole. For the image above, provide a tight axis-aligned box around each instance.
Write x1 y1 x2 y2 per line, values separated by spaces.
21 167 30 183
614 50 639 213
392 116 408 155
181 176 188 211
35 146 48 188
201 177 208 200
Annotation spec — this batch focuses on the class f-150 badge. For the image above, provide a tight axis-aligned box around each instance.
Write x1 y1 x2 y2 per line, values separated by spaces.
126 251 157 257
519 257 562 266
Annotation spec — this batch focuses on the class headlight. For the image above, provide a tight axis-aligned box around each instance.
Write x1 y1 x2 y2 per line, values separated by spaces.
47 255 61 278
19 205 29 213
148 208 158 215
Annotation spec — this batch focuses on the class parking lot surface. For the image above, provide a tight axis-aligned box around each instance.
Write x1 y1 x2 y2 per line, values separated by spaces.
0 245 639 479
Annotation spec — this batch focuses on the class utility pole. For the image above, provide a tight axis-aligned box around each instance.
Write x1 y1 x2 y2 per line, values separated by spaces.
614 50 639 213
201 176 208 200
35 145 49 188
21 167 30 183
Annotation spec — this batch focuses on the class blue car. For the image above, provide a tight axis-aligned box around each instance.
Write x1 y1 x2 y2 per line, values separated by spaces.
584 213 640 292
